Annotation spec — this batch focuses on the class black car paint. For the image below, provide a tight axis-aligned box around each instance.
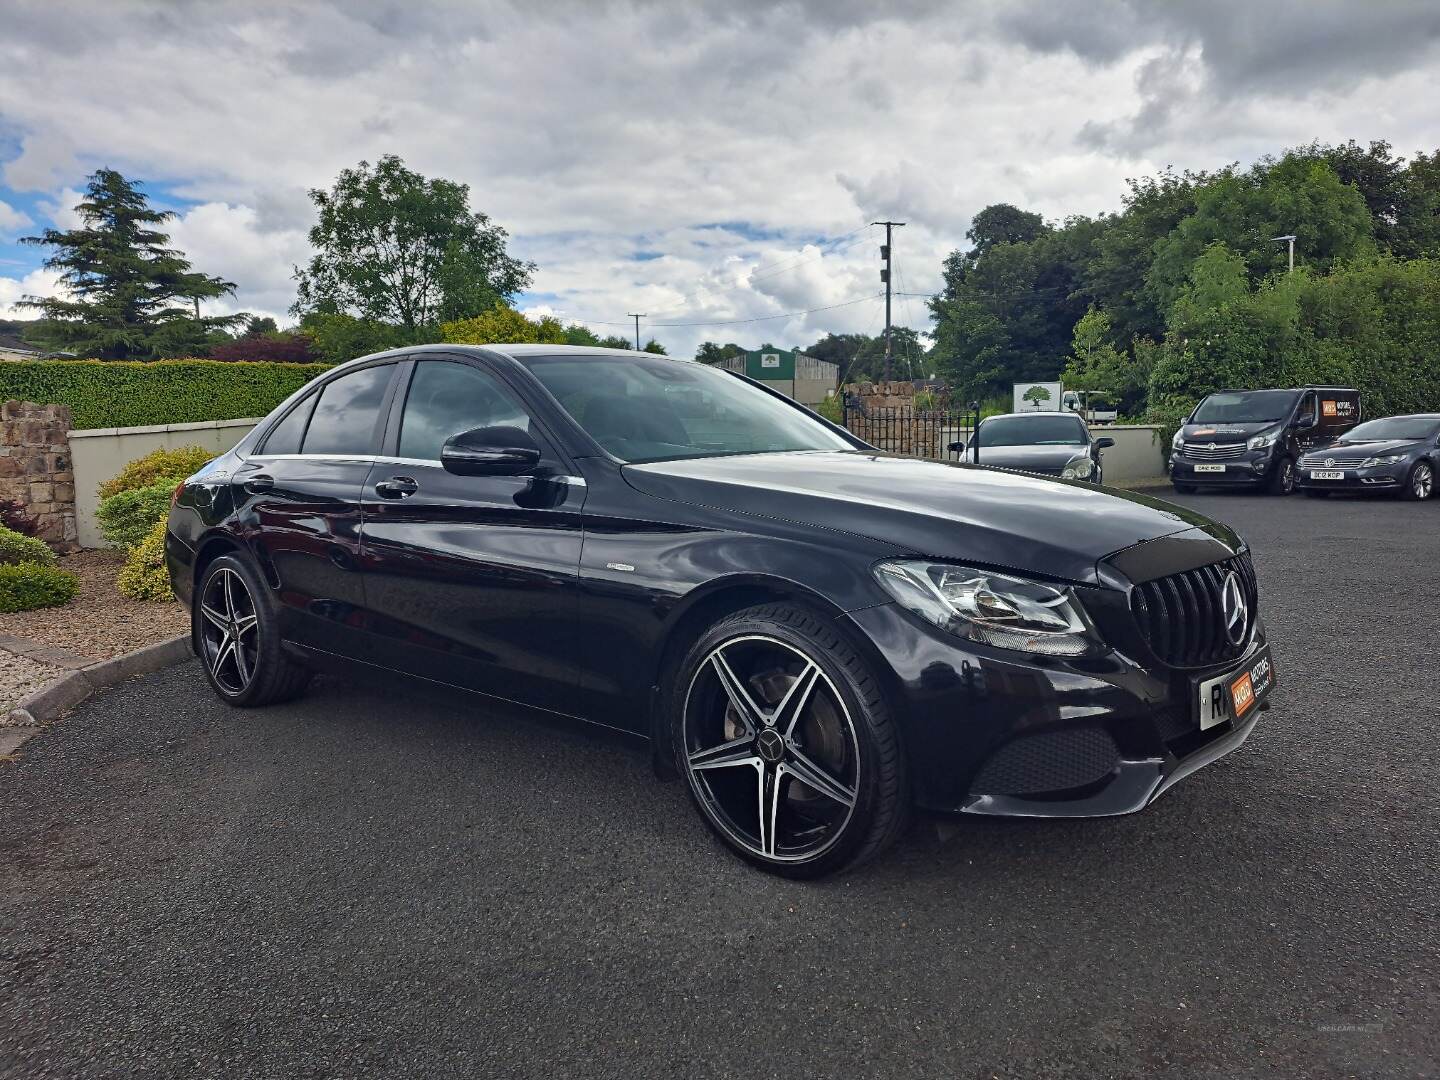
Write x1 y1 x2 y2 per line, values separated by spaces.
1170 386 1361 490
961 414 1110 480
167 344 1270 818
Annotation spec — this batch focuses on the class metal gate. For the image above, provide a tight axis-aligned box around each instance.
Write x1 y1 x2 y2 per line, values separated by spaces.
841 402 979 462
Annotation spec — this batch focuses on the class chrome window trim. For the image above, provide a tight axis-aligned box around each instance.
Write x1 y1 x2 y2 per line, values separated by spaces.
242 452 587 487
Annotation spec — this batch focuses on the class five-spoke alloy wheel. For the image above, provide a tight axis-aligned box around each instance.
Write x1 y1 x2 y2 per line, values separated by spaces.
672 604 905 877
1405 461 1434 501
193 554 312 707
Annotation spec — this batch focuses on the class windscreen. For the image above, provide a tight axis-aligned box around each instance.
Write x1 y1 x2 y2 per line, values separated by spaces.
1191 390 1298 425
978 415 1088 447
1339 417 1439 442
516 353 853 462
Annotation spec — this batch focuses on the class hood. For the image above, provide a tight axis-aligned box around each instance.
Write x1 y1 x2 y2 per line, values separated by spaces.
1308 438 1419 457
624 450 1221 584
966 444 1087 472
1179 421 1274 443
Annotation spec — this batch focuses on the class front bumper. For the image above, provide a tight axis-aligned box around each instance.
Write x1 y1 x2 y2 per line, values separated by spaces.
1169 449 1273 486
841 602 1272 818
1295 460 1408 491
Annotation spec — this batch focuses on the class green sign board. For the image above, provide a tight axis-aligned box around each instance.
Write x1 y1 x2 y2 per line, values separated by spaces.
744 349 796 381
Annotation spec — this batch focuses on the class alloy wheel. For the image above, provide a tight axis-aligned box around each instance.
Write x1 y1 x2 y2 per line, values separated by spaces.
683 635 859 863
1280 459 1296 494
198 567 259 694
1414 463 1434 500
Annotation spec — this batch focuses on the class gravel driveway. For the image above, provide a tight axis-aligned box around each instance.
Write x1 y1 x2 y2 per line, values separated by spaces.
1 491 1436 1079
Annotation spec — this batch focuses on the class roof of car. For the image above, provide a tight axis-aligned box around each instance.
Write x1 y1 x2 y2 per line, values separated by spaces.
984 411 1087 421
400 342 698 363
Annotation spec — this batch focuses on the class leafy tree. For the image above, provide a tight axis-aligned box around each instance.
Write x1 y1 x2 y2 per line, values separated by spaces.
293 155 534 336
441 305 570 346
299 312 410 363
1060 307 1151 414
643 339 667 354
19 169 243 359
695 341 747 365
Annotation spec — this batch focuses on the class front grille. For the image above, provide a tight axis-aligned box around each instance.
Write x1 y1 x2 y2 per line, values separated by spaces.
968 727 1119 796
1130 552 1257 669
1180 442 1246 460
1300 455 1367 468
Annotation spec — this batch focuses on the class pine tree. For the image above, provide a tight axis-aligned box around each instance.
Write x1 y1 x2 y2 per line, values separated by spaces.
19 169 244 359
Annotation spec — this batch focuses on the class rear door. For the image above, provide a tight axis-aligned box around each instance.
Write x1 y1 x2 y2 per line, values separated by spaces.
236 360 399 656
358 355 587 715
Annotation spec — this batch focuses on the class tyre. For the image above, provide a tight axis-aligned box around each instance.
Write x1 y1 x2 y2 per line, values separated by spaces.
1268 456 1297 495
669 602 907 878
1303 488 1330 498
1172 483 1198 495
193 554 312 707
1402 460 1434 501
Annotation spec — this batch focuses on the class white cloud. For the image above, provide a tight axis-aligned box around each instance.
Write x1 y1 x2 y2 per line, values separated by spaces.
0 199 32 236
0 1 1437 357
0 267 63 319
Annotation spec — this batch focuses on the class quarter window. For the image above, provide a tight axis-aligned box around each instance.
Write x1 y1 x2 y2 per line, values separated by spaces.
398 361 533 461
301 365 394 456
261 395 316 455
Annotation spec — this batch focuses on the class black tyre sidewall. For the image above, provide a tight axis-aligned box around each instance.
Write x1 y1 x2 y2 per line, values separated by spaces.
193 553 303 707
667 604 903 879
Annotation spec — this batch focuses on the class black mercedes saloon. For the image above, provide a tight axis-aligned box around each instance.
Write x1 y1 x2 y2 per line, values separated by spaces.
960 411 1114 483
165 345 1277 877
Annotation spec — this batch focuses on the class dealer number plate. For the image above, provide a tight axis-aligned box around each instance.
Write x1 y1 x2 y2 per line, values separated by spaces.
1197 647 1276 730
1309 470 1345 480
1194 463 1226 473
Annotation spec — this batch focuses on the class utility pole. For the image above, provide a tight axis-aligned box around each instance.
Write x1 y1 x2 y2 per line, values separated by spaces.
871 221 905 381
627 313 645 351
1271 234 1297 272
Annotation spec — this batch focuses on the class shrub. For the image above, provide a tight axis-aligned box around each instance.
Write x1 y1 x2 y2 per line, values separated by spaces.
0 359 330 430
99 445 213 499
0 562 79 613
208 332 318 364
97 482 176 549
0 525 57 567
116 519 174 602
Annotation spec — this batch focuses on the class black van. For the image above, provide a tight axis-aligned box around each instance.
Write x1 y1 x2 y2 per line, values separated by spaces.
1170 386 1362 495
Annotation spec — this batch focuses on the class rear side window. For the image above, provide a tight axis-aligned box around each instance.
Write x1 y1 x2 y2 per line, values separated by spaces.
302 365 394 455
261 395 316 455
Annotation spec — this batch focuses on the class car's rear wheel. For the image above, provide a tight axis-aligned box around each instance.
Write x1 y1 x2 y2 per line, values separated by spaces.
669 603 906 878
194 554 311 707
1403 461 1434 501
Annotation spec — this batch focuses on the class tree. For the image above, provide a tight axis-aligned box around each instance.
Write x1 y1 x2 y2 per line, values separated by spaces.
1021 384 1051 408
965 203 1048 256
642 339 667 354
695 341 747 365
1060 307 1151 414
441 304 570 346
19 169 243 359
293 155 534 337
208 331 317 363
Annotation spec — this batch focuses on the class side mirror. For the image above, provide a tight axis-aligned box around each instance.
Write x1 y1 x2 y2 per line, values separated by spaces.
947 441 966 453
441 426 542 477
1293 414 1317 431
1096 437 1116 450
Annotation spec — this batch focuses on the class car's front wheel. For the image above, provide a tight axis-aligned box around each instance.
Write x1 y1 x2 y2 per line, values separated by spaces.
669 603 907 878
1269 456 1297 495
194 554 312 707
1403 461 1434 501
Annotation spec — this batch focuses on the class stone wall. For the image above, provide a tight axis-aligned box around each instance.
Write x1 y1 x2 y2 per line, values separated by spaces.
0 400 78 551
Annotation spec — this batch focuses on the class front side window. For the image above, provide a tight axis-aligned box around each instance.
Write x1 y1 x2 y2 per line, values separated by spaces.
977 416 1088 447
516 353 852 462
302 364 393 456
398 361 532 460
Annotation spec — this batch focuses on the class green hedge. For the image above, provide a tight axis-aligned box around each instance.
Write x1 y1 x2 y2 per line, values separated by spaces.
0 359 332 430
0 562 79 613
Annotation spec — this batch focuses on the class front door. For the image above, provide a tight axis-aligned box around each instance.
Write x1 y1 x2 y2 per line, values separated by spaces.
358 356 586 715
235 360 399 656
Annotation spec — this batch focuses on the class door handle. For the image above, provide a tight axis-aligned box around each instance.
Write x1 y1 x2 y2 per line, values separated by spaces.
243 473 274 494
375 475 419 499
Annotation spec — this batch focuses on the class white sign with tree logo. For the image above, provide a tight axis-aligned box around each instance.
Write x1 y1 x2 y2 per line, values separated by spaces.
1013 382 1063 413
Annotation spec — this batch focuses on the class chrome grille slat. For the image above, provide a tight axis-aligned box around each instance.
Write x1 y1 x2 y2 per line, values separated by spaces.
1180 442 1246 460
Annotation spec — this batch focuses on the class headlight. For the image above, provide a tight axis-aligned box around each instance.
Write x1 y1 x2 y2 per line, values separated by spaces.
1172 431 1184 450
873 561 1102 657
1248 428 1279 450
1361 453 1404 467
1061 455 1094 480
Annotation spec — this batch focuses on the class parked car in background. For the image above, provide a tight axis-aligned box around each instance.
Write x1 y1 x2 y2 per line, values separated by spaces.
1297 414 1440 500
165 346 1276 878
960 411 1114 484
1170 386 1361 495
1062 390 1118 425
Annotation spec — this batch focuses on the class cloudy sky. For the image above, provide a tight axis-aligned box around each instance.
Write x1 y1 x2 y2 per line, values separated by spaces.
2 0 1439 359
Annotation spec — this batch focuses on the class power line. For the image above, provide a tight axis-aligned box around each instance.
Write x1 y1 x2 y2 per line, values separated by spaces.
646 292 883 328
